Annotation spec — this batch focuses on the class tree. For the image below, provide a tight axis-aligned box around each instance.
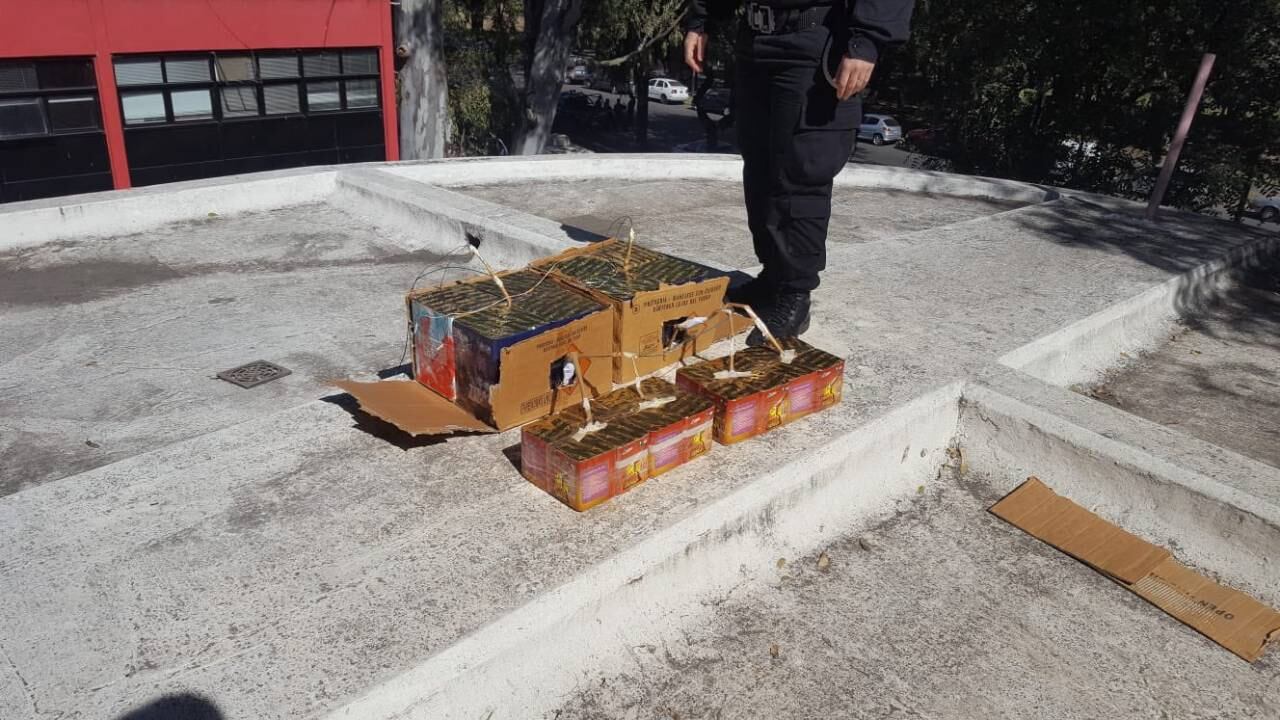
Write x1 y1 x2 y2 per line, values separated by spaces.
579 0 686 148
892 0 1280 216
515 0 584 154
396 0 450 159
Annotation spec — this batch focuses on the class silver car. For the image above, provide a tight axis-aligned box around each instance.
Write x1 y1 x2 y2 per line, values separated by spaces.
1249 195 1280 223
857 113 902 145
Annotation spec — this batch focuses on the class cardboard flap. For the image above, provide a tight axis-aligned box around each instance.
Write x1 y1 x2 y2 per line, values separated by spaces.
993 477 1280 662
333 380 495 436
990 476 1168 583
1132 557 1280 663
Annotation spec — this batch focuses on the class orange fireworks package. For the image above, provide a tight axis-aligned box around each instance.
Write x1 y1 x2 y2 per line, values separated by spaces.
521 379 715 511
675 339 844 445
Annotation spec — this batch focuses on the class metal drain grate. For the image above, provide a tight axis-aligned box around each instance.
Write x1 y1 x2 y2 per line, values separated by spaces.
217 360 292 389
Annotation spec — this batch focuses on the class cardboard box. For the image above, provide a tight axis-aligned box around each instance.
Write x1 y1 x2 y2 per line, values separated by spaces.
991 477 1280 663
336 270 615 435
521 379 715 511
676 340 845 445
532 238 734 383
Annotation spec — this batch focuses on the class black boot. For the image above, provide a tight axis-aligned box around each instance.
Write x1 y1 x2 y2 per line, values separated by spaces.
746 291 810 347
725 274 776 313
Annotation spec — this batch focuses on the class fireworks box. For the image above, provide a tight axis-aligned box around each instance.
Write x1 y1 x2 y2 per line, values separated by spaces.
521 379 715 511
675 340 844 445
336 269 614 435
532 238 734 383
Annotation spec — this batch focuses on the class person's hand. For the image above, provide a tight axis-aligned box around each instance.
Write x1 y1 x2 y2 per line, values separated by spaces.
834 56 875 101
684 31 707 74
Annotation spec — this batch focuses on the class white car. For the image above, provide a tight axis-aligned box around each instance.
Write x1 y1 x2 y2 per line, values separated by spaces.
647 78 688 104
1249 195 1280 223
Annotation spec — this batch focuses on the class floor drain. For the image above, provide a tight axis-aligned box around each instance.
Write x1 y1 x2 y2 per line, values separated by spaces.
218 360 292 389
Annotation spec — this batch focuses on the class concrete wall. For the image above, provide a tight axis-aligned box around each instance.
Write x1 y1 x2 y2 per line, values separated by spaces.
384 154 1061 205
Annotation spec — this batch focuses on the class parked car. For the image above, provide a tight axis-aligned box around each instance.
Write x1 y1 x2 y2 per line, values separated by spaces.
905 125 949 154
693 87 731 115
589 74 632 95
647 78 689 104
565 64 592 84
1251 195 1280 223
857 114 902 145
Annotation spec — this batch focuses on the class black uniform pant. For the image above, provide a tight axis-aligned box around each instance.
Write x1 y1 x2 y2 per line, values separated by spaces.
735 22 861 293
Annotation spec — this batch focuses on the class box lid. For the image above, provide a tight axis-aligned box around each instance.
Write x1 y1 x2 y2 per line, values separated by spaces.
333 379 495 435
408 269 604 342
534 238 724 301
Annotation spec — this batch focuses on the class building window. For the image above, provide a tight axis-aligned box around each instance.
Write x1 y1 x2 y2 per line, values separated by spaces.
114 49 380 125
263 84 300 115
121 91 166 125
0 59 101 140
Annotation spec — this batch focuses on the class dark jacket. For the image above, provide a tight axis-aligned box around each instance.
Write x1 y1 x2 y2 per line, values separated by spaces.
685 0 914 64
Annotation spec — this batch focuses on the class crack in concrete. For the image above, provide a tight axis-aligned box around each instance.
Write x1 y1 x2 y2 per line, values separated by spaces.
0 641 39 719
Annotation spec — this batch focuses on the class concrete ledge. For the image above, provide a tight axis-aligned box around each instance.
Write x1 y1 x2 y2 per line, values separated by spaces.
330 168 586 269
998 231 1280 387
326 385 963 720
383 154 1061 205
960 380 1280 605
0 167 339 252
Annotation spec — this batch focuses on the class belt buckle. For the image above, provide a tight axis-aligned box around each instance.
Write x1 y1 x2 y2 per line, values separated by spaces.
746 2 776 34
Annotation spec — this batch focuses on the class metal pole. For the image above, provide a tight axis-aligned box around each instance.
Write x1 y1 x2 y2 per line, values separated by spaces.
1146 53 1216 221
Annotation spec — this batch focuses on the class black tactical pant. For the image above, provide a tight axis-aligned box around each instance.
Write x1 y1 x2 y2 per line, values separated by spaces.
735 22 860 293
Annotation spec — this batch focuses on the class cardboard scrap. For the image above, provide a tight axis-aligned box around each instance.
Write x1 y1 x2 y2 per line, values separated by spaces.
991 477 1280 662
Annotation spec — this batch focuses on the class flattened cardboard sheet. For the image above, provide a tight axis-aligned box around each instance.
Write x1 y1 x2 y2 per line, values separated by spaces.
333 379 494 435
992 477 1280 662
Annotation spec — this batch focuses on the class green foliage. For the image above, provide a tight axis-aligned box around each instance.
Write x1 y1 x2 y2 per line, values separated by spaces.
895 0 1280 215
441 0 522 156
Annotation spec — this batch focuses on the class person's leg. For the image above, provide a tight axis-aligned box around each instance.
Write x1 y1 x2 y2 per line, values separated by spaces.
773 68 859 294
733 56 779 289
745 48 859 344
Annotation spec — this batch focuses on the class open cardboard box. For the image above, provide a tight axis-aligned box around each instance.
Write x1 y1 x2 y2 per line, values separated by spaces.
337 270 615 435
532 238 736 383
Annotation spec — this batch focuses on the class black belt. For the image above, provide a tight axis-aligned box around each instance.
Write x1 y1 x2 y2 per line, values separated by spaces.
744 2 836 35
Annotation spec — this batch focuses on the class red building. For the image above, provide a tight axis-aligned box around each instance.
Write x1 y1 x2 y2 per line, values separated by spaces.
0 0 398 203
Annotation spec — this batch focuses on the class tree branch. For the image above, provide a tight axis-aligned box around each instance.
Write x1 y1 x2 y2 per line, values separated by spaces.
596 10 686 67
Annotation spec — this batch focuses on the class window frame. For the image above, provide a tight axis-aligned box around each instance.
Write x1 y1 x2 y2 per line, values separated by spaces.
0 58 103 140
113 49 382 128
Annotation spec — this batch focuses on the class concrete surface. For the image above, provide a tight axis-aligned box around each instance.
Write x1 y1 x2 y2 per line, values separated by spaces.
455 179 1026 270
1 157 1278 720
0 202 461 494
556 477 1279 720
1083 262 1280 469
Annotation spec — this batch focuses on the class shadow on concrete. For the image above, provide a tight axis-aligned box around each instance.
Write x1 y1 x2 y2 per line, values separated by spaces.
1182 263 1280 345
560 223 608 244
501 442 522 473
377 363 412 379
319 392 485 450
114 693 224 720
1006 197 1280 337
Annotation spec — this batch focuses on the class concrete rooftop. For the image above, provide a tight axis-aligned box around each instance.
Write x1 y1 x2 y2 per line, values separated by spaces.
1 155 1278 719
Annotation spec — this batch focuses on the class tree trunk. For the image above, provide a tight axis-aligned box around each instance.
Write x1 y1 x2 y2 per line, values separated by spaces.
515 0 583 155
633 60 649 149
397 0 449 159
469 0 485 32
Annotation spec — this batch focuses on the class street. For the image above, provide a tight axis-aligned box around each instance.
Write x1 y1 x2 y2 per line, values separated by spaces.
558 86 932 169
